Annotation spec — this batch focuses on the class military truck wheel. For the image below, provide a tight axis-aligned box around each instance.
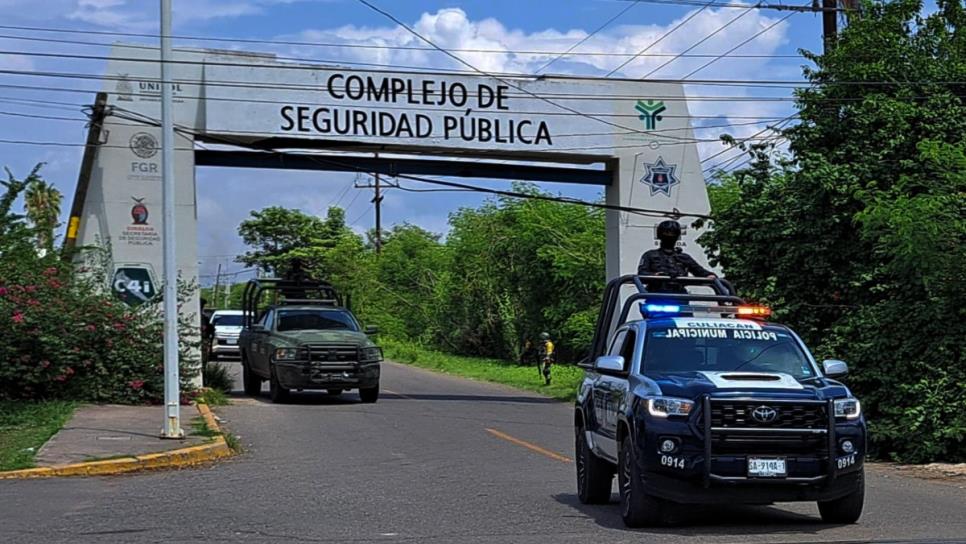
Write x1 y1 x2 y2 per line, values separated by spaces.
818 471 865 524
359 384 379 403
576 425 613 504
242 354 261 397
326 389 343 396
619 438 664 527
269 364 290 403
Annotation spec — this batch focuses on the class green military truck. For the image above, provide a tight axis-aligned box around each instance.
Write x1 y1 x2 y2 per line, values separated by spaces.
238 278 382 404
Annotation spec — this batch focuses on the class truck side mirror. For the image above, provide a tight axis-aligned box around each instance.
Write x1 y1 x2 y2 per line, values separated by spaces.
822 359 849 378
595 355 625 373
365 325 379 335
251 324 266 333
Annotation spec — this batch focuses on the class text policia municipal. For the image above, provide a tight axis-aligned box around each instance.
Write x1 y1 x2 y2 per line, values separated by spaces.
278 74 553 145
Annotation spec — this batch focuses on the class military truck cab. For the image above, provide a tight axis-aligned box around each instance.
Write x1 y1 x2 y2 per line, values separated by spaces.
575 276 865 527
238 278 382 404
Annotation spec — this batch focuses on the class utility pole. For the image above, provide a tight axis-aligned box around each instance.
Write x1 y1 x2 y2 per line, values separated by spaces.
822 0 838 52
160 0 182 439
373 171 383 254
213 263 222 309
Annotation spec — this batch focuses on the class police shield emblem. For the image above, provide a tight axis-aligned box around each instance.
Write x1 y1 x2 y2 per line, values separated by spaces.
640 157 680 196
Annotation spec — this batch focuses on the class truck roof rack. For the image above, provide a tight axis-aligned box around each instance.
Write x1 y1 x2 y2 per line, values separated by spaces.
241 278 343 328
586 275 745 364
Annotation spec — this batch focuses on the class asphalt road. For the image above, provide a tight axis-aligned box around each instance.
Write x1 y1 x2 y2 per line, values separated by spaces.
2 361 965 544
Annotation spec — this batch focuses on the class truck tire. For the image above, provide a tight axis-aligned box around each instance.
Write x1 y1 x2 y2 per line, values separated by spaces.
818 471 865 524
269 364 290 403
575 426 613 504
359 384 379 403
242 354 261 397
619 438 665 527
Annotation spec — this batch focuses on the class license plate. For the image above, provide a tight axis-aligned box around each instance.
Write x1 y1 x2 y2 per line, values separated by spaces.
227 338 237 345
748 457 786 477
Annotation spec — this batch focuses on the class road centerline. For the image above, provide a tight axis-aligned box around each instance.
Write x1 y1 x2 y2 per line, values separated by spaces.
485 427 573 463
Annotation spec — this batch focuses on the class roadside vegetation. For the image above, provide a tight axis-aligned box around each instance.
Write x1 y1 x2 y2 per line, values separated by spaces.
0 400 75 470
383 338 584 402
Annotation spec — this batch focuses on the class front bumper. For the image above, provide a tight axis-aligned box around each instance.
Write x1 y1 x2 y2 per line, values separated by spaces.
635 396 866 504
273 361 380 390
211 337 240 356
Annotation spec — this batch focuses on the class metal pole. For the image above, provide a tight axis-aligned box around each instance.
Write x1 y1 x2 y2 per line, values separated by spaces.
160 0 182 439
374 172 382 254
213 263 222 309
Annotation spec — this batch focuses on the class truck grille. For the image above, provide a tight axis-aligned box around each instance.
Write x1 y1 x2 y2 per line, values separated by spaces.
710 400 827 429
305 344 358 363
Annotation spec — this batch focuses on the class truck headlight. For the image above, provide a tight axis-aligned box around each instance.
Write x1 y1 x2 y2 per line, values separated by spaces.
834 397 861 420
646 397 695 418
274 348 299 361
359 347 383 363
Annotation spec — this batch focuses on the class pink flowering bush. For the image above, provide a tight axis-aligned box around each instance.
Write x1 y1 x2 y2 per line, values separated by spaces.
1 166 198 403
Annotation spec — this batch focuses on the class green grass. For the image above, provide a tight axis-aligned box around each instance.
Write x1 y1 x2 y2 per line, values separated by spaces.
381 338 584 402
0 401 76 471
195 388 230 406
189 415 242 453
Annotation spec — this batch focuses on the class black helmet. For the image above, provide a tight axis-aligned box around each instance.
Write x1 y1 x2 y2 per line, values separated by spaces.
656 220 681 248
540 332 550 340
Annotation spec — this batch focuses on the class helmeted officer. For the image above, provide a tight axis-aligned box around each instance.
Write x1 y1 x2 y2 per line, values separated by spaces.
638 220 715 293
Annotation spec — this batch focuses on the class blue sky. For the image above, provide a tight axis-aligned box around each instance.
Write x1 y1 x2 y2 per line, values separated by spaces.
0 0 830 282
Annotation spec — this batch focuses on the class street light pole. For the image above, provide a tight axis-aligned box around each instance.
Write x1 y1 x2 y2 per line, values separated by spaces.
160 0 182 439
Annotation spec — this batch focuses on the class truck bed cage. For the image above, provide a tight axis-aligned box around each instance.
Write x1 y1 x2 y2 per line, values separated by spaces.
587 275 744 363
242 278 342 328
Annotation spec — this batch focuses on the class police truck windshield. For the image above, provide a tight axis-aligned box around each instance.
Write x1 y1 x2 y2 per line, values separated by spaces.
643 321 816 380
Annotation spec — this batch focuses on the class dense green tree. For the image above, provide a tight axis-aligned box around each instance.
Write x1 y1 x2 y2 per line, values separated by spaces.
23 171 62 255
702 0 966 461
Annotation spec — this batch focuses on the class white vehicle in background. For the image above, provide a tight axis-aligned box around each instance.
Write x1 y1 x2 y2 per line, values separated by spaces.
209 310 244 360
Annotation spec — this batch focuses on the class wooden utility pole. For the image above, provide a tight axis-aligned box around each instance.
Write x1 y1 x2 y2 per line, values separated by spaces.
62 92 109 256
213 263 222 309
822 0 838 52
373 172 383 254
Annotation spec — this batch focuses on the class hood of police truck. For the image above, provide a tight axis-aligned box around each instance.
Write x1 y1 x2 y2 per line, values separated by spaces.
647 371 850 401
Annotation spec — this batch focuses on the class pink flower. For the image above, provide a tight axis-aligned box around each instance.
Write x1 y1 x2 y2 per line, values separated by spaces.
0 287 7 296
40 360 50 369
113 322 125 331
54 374 67 382
27 299 40 306
85 324 96 332
24 285 36 293
128 379 145 391
43 267 58 276
12 311 24 323
46 278 62 289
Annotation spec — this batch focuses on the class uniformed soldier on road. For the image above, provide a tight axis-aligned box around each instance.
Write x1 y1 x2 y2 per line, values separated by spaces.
539 332 555 385
638 220 716 293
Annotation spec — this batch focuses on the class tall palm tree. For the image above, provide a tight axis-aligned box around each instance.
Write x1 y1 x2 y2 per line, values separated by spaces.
23 173 62 254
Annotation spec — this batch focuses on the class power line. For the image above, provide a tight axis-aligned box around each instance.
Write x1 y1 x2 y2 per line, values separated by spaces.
611 0 847 11
641 3 758 79
605 0 718 77
681 6 801 79
535 0 641 74
0 21 814 59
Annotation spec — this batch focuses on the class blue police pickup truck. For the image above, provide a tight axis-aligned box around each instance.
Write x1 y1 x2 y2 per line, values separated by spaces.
575 275 865 527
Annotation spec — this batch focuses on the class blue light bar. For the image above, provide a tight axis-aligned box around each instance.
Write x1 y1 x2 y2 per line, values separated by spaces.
644 304 681 314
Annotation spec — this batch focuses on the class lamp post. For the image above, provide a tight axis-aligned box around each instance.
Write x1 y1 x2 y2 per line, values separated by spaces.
160 0 182 439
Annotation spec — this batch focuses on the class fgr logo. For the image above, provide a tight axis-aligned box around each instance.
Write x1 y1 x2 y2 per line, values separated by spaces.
635 100 666 130
129 132 158 159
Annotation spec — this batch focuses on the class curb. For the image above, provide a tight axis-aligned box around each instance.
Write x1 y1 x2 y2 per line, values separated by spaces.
0 403 233 479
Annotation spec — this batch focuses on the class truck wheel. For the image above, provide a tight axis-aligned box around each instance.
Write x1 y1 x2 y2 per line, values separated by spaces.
242 354 261 397
818 471 865 524
619 438 664 527
575 426 613 504
359 384 379 403
269 365 290 403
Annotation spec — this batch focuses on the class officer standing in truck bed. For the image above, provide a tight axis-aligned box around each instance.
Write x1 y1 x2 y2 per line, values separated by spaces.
638 220 715 293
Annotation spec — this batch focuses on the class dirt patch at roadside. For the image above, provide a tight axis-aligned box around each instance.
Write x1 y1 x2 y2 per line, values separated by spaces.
870 462 966 487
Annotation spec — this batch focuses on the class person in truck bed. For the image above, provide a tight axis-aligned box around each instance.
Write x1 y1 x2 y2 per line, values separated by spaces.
638 219 715 293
